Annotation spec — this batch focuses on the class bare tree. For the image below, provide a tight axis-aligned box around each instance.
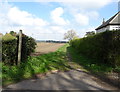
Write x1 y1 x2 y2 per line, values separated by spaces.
64 30 78 41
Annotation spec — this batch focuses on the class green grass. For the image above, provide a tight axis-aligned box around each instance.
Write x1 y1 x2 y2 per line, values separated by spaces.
2 43 70 86
67 46 120 73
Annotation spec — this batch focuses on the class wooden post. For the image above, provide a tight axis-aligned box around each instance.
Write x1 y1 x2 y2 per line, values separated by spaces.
0 34 2 62
18 30 22 65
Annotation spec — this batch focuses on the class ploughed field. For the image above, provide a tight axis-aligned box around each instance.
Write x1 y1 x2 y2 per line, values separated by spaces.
31 42 65 56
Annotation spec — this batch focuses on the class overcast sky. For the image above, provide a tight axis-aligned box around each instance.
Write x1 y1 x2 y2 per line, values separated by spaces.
0 0 119 40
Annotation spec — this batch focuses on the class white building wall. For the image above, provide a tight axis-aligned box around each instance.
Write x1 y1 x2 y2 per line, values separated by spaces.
96 25 120 33
109 25 120 30
96 25 110 33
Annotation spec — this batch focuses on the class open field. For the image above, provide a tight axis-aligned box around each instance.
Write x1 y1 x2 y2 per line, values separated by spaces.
32 42 65 56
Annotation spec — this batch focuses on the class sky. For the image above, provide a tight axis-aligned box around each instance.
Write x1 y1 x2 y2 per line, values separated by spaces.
0 0 119 41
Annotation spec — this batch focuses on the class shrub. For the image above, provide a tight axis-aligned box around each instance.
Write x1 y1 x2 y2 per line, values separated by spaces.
70 30 120 67
2 32 36 65
0 34 2 61
2 34 17 65
2 33 17 41
19 34 37 61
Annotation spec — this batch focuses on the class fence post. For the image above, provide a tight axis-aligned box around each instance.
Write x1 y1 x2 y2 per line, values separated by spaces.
18 30 22 65
0 33 2 89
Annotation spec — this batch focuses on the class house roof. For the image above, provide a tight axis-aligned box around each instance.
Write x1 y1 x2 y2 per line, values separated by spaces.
95 12 120 30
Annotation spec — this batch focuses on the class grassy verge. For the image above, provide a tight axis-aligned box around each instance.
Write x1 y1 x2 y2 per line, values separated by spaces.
67 46 120 73
2 44 69 86
67 46 120 88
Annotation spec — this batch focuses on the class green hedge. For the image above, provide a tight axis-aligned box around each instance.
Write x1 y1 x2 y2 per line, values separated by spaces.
20 34 36 61
2 34 17 64
70 30 120 67
2 32 36 65
0 34 2 61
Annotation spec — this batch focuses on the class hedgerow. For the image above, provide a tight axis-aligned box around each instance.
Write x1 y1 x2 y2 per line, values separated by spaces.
70 30 120 67
20 34 36 61
2 34 17 65
2 32 36 65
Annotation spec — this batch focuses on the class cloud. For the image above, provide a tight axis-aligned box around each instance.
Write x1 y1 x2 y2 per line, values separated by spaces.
74 13 89 26
50 7 69 25
50 26 68 33
7 7 48 26
60 0 115 11
87 11 99 20
0 1 117 40
59 0 115 26
23 26 68 40
5 0 119 3
0 3 68 40
59 1 105 27
77 27 96 37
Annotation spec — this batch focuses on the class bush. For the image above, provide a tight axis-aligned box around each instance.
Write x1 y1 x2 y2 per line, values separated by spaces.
20 34 36 61
2 33 17 41
2 34 17 65
0 34 2 61
2 32 36 65
70 30 120 67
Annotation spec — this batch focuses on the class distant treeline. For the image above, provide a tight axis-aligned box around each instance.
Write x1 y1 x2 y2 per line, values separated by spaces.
36 40 68 43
